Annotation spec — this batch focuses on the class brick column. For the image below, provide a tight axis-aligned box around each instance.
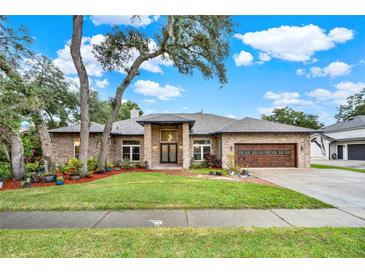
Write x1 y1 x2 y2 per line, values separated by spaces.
182 122 190 169
144 124 152 168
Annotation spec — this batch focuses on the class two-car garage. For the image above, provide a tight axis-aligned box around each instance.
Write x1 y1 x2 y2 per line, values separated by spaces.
235 143 297 168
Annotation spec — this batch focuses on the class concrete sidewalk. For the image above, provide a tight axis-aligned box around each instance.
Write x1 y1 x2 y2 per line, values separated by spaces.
1 208 365 229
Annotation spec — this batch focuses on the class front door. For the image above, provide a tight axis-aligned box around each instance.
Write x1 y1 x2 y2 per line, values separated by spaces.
160 144 177 163
338 145 344 159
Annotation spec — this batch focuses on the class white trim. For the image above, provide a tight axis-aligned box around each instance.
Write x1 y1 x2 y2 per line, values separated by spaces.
122 141 141 162
193 140 211 161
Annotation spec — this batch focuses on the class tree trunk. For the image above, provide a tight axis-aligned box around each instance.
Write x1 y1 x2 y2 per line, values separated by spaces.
97 57 145 171
35 119 55 173
96 17 174 170
70 15 90 176
0 125 25 180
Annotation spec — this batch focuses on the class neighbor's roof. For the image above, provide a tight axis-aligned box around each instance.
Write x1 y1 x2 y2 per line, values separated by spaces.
48 122 104 133
323 115 365 132
216 117 317 133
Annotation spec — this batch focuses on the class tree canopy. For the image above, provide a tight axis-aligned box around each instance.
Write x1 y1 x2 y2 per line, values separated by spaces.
261 107 324 129
335 89 365 121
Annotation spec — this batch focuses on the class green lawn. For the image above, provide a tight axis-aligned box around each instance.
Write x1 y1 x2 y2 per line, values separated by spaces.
0 172 330 210
189 168 227 175
1 227 364 257
311 163 365 173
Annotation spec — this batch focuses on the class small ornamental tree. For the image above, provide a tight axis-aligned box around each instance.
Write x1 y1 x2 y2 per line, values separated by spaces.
93 16 233 170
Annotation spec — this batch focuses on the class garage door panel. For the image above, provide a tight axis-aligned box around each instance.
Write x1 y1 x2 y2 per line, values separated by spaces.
348 144 365 160
235 144 296 168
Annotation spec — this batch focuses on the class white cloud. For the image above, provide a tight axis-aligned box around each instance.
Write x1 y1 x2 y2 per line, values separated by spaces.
226 114 237 119
90 16 159 27
53 34 105 77
298 61 352 78
183 106 188 110
258 52 272 63
234 25 354 62
307 81 365 105
296 68 306 76
264 91 313 107
233 50 254 67
328 27 354 43
143 99 157 104
257 107 274 115
94 78 109 89
65 76 81 92
134 80 183 101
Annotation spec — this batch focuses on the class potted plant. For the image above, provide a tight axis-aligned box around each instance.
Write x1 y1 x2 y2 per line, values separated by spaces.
65 158 82 180
113 162 121 171
43 173 55 182
56 176 64 186
105 163 113 172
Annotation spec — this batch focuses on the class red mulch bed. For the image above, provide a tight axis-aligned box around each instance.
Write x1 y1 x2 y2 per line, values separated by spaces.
1 168 155 191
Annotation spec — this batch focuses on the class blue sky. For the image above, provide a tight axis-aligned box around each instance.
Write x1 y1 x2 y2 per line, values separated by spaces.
8 15 365 125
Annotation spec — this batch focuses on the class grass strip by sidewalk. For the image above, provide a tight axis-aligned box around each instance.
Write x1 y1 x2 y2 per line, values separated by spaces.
311 164 365 173
0 172 330 210
1 227 364 258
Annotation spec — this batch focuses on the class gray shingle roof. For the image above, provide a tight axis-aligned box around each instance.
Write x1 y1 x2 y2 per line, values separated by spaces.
49 113 317 135
324 115 365 132
136 114 196 127
216 117 317 133
48 122 104 133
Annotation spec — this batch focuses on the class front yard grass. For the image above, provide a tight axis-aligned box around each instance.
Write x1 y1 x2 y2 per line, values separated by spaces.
1 227 364 257
189 168 227 175
311 163 365 173
0 172 330 210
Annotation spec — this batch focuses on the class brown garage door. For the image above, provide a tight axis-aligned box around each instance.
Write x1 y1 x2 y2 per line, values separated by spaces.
235 144 297 168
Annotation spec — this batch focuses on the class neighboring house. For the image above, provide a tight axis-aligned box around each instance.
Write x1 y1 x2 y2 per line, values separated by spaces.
311 115 365 161
49 111 316 169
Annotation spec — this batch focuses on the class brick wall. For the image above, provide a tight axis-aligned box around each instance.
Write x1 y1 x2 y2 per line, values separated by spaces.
51 133 102 166
51 133 144 166
221 132 311 168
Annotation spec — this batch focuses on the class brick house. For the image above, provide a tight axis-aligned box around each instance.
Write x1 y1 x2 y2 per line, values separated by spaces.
49 111 316 169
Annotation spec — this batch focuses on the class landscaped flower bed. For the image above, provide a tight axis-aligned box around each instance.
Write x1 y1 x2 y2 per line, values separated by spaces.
0 168 154 191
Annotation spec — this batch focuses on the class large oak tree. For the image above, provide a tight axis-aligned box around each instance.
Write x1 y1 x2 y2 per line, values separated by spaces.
93 16 233 170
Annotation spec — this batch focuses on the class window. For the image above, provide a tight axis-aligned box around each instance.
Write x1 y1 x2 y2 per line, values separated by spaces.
160 129 178 142
193 140 211 161
122 140 140 161
74 138 80 159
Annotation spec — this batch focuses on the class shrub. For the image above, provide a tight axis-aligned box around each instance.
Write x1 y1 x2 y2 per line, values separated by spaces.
25 162 39 174
121 157 132 170
64 158 82 175
203 154 221 168
87 158 98 172
0 162 11 179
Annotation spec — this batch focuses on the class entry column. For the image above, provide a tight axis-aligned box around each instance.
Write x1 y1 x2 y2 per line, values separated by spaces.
182 122 190 169
144 124 152 168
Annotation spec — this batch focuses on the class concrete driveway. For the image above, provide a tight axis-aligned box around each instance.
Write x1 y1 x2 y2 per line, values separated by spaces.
250 168 365 209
